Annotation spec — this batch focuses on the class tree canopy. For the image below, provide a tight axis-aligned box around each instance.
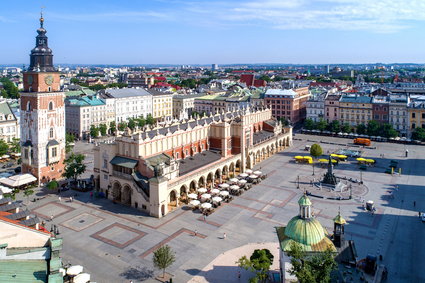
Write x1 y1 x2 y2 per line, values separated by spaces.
412 127 425 141
0 140 9 156
90 125 99 138
237 249 274 283
153 245 176 278
310 144 323 158
304 119 315 130
0 78 19 98
62 153 86 183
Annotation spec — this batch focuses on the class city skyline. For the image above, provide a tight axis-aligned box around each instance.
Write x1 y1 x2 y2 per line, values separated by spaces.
1 0 425 65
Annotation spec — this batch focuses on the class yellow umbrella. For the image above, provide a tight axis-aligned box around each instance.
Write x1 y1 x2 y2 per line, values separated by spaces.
330 154 339 157
356 158 366 161
319 159 328 162
331 159 337 163
338 155 347 159
303 156 312 159
365 159 375 163
294 156 303 159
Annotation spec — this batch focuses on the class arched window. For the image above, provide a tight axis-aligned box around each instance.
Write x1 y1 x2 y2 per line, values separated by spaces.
49 128 54 139
48 101 54 111
27 101 31 111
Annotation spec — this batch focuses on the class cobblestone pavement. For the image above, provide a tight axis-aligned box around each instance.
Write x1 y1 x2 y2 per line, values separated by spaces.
17 136 425 282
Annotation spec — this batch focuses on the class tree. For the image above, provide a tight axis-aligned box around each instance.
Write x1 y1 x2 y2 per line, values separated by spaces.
70 78 80 84
88 84 106 91
316 119 328 132
0 78 19 98
47 180 59 191
62 153 86 184
9 138 20 153
146 114 155 125
310 144 323 159
0 140 9 156
258 75 271 82
99 124 107 136
411 127 425 141
127 119 136 130
280 117 290 126
379 123 398 138
109 121 117 135
329 120 340 133
136 116 146 128
367 120 380 136
24 189 34 203
304 119 315 130
341 123 351 133
237 249 274 283
118 122 127 131
65 133 75 154
356 123 366 135
152 245 176 278
287 242 337 283
90 125 99 138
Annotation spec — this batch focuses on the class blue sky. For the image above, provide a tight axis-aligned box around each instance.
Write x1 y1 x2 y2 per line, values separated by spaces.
1 0 425 65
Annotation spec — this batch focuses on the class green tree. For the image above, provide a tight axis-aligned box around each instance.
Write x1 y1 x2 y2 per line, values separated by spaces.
316 119 328 131
411 127 425 141
280 117 290 126
341 123 351 133
24 189 34 203
90 125 99 138
304 118 315 130
9 138 20 153
287 242 337 283
99 124 107 136
258 75 271 82
47 180 59 191
237 249 274 283
62 153 86 184
310 143 323 158
273 76 284 82
65 133 75 154
70 78 80 84
88 84 106 91
146 114 155 125
379 123 398 138
356 123 366 135
109 121 117 135
367 120 380 136
127 119 136 130
136 116 146 128
153 245 176 278
118 122 127 131
0 140 9 156
0 78 19 98
329 120 340 133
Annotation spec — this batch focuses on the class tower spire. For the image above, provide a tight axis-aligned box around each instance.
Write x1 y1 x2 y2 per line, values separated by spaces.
40 7 45 28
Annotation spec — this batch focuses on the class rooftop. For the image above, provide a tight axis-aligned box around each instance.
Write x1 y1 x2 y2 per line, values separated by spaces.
0 260 47 283
179 150 222 175
265 89 297 97
101 88 152 99
340 95 372 104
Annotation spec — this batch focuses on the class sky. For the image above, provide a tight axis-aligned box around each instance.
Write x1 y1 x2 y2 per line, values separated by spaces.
1 0 425 65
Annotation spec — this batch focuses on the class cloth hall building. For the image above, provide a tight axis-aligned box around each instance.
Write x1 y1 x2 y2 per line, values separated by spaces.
94 107 292 217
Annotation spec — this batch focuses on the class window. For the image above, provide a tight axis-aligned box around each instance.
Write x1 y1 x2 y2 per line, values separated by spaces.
412 123 416 129
48 101 54 110
50 128 54 138
52 147 57 157
104 174 108 180
103 159 108 168
24 149 29 159
422 113 425 119
412 113 416 118
27 101 31 111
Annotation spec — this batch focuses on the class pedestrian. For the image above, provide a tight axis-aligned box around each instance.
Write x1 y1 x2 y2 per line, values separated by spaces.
194 230 197 236
238 270 241 279
310 180 313 187
70 196 73 202
203 214 206 221
50 214 53 221
58 196 61 202
419 212 422 218
414 201 416 207
223 232 227 239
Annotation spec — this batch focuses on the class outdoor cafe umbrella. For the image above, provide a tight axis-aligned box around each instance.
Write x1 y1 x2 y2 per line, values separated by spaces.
249 175 258 179
73 273 91 283
188 193 198 199
190 200 200 206
253 171 262 175
238 179 247 185
239 173 249 178
197 187 207 193
201 203 212 209
201 193 211 199
230 185 240 190
245 169 253 174
0 185 13 194
229 178 239 183
212 196 223 203
66 265 83 276
1 155 10 159
220 191 229 197
211 188 220 194
219 183 230 189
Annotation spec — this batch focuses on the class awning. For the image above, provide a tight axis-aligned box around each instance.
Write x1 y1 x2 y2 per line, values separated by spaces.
110 156 138 169
0 174 37 187
47 140 60 147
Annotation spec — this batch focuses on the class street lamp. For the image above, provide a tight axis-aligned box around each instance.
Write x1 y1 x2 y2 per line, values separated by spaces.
297 175 300 189
312 162 315 176
360 170 363 184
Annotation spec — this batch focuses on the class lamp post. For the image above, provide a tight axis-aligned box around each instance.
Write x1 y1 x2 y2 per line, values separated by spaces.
312 162 315 176
297 175 300 189
360 170 363 184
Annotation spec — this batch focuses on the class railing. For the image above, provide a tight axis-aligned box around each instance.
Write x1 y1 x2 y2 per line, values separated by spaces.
112 171 133 181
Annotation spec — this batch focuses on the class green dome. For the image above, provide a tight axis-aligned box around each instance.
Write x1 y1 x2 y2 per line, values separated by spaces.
284 216 326 246
298 194 312 206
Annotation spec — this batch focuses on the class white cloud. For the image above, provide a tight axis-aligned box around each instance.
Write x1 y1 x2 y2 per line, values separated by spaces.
48 11 172 23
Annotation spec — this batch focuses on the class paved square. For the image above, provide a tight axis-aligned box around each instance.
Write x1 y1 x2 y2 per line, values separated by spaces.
32 202 74 219
61 213 104 232
90 223 146 249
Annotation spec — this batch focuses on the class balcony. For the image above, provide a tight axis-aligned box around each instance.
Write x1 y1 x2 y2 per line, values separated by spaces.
112 170 133 181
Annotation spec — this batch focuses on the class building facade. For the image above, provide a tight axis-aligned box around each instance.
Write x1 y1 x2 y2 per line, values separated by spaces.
389 94 409 136
324 94 340 123
20 15 65 183
65 96 107 139
149 90 173 122
339 95 373 126
173 94 202 120
407 101 425 137
93 107 292 218
0 101 19 142
306 93 326 122
264 87 310 124
99 88 153 123
372 96 389 125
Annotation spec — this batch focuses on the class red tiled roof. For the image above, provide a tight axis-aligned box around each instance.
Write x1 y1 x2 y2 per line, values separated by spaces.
0 212 51 235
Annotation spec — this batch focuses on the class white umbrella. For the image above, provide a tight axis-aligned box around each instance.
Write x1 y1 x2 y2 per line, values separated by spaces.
229 178 239 183
188 193 198 199
201 203 212 209
219 183 230 189
73 273 91 283
253 171 262 175
211 188 220 194
249 175 258 179
0 186 12 194
66 265 83 276
220 191 229 197
59 268 66 277
239 173 249 178
201 193 211 199
197 187 207 193
245 169 253 174
1 155 10 159
13 153 21 157
212 196 222 203
190 200 200 206
238 179 247 185
230 185 240 190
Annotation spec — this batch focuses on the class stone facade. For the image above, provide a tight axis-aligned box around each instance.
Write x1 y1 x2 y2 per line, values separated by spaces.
0 101 19 142
389 94 409 136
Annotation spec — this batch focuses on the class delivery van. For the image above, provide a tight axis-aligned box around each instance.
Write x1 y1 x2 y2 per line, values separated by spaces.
354 138 371 146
